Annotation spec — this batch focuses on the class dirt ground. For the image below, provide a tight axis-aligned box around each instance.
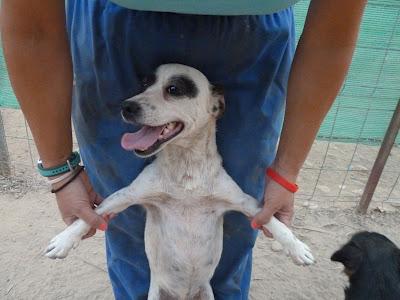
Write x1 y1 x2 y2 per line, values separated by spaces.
1 108 400 299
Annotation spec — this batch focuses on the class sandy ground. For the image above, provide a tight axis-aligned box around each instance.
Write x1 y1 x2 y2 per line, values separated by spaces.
1 108 400 299
0 186 399 300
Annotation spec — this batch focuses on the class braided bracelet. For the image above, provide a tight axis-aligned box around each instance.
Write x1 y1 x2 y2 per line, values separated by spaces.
47 168 77 185
51 166 85 194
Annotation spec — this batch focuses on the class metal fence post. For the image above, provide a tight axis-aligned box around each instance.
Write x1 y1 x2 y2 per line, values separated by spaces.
357 99 400 214
0 110 11 177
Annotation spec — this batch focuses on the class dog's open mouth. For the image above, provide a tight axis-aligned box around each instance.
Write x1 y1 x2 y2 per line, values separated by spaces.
121 121 184 156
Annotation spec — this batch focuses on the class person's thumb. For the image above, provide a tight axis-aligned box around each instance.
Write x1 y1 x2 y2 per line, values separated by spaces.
252 205 275 228
251 206 276 238
76 207 107 231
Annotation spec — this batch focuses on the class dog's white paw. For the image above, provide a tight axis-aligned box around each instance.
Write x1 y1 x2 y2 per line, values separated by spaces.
45 229 81 259
283 237 315 265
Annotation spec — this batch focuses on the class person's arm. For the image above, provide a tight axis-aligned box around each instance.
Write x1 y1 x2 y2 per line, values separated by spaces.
1 0 72 166
253 0 367 229
1 0 105 232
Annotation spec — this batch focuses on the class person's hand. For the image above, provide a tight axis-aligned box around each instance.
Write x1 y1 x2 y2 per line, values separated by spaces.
252 168 296 238
52 169 107 239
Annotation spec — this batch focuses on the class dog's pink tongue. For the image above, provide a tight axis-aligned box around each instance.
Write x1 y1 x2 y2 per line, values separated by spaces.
121 125 164 151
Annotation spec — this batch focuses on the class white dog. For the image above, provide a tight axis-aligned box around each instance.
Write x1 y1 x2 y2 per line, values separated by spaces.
46 64 314 299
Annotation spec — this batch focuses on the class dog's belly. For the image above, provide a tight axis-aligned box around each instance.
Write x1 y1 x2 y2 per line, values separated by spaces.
144 202 224 297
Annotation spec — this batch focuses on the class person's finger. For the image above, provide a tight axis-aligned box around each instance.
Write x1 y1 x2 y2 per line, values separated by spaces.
76 207 107 230
252 204 276 228
82 228 97 239
102 213 117 223
63 216 77 226
80 171 104 206
261 227 273 238
275 211 294 227
93 193 104 206
277 215 292 227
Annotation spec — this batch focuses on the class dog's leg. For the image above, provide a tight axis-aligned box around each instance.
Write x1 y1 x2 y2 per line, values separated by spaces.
45 168 159 259
214 172 315 265
197 284 214 300
147 279 159 300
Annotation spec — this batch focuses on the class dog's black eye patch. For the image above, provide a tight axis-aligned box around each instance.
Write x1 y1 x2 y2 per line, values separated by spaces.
165 75 198 98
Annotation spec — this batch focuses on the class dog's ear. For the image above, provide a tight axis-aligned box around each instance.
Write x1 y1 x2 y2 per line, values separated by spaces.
331 244 363 275
210 85 225 119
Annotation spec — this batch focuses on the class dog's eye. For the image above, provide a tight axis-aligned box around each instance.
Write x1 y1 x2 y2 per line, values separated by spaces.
165 75 198 98
166 85 180 96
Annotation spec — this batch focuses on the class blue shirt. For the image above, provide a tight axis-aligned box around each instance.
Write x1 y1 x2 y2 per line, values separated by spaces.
110 0 300 15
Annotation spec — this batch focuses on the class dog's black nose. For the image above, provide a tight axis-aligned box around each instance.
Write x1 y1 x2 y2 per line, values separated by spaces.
121 101 141 119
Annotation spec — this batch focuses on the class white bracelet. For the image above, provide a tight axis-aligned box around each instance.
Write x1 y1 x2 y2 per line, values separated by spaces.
47 166 80 185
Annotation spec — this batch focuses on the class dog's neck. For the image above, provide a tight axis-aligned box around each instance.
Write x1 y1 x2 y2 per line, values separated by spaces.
155 120 221 189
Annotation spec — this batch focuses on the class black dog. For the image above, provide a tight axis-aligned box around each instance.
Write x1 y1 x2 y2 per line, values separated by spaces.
331 231 400 300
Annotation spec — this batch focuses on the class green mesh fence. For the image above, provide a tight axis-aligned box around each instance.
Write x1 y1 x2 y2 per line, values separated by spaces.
295 0 400 144
0 40 18 109
0 1 399 143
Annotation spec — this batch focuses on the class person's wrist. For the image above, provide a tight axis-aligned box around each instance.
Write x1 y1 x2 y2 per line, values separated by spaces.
50 165 85 193
269 160 300 183
41 152 73 169
38 151 80 177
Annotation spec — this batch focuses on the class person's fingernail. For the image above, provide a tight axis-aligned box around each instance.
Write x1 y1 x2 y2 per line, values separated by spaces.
251 220 261 230
98 223 108 231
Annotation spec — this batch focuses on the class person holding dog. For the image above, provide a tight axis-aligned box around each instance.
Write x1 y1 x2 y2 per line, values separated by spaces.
0 0 366 299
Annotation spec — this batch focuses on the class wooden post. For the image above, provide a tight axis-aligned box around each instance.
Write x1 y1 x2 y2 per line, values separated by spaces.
357 99 400 214
0 110 11 177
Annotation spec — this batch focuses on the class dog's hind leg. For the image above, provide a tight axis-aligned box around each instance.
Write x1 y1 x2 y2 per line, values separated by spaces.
213 171 315 265
45 167 161 259
197 284 214 300
147 279 160 300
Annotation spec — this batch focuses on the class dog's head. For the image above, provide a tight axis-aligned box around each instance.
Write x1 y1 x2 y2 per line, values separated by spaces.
331 231 400 299
120 64 224 157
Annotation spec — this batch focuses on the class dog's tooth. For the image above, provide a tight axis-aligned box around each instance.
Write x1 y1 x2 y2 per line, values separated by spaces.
164 128 170 134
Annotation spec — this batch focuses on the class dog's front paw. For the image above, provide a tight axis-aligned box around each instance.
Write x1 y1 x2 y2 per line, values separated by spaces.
284 237 315 265
45 229 81 259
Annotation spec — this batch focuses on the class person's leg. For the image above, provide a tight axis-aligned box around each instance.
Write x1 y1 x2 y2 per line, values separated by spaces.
186 11 296 299
66 1 295 298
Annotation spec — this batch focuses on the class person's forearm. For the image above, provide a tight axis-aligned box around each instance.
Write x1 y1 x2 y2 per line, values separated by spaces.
0 0 72 167
274 0 367 180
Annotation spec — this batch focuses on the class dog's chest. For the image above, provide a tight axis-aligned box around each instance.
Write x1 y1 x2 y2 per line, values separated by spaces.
143 191 224 245
142 192 225 291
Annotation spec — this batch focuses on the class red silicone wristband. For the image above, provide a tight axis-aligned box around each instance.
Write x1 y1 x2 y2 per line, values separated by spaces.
266 168 299 193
